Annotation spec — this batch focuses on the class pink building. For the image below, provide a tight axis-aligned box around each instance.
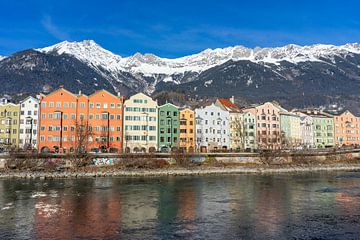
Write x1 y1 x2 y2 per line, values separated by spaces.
243 101 285 150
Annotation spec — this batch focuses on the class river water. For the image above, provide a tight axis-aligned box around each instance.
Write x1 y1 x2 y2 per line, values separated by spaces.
0 171 359 239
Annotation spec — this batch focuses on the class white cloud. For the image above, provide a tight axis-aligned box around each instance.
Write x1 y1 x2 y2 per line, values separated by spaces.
41 15 69 40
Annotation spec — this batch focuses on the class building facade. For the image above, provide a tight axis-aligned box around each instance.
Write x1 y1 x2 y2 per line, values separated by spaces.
307 111 335 148
294 111 315 148
123 93 158 153
280 112 301 148
179 108 195 153
195 104 229 152
242 111 257 151
88 90 124 153
244 102 283 150
0 103 20 149
215 98 243 151
157 103 179 152
38 87 124 153
38 88 87 153
334 110 360 146
19 96 39 149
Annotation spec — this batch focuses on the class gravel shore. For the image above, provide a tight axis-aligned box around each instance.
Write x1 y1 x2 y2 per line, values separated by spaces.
1 164 360 179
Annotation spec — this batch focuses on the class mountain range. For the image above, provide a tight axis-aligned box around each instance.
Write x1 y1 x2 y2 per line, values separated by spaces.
0 40 360 113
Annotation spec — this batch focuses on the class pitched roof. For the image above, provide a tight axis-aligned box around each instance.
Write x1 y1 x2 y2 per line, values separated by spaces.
217 98 242 113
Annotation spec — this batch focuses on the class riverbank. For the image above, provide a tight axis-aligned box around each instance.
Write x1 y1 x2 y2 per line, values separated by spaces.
1 163 360 179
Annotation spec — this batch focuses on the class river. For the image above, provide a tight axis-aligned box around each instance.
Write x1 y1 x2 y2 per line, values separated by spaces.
0 171 359 239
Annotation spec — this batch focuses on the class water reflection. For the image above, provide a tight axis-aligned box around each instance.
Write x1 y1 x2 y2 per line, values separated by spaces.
0 172 359 239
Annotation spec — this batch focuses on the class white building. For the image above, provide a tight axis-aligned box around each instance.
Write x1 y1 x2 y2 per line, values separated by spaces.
19 96 39 149
123 93 158 153
195 104 230 152
294 111 315 148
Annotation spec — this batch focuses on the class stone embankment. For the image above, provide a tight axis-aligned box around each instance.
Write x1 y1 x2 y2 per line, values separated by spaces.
1 164 360 179
0 149 360 179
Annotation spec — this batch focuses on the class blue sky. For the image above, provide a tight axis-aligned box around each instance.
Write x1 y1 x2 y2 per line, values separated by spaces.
0 0 359 57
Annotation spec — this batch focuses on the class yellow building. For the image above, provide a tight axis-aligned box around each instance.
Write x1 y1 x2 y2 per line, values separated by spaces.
0 103 20 150
123 93 158 153
179 108 195 152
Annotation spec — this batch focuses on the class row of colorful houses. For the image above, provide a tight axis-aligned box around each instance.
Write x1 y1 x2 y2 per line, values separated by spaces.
0 87 359 153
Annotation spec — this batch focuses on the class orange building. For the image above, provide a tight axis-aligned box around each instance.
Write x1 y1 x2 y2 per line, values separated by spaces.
334 110 360 146
179 108 195 152
87 90 124 153
38 87 124 153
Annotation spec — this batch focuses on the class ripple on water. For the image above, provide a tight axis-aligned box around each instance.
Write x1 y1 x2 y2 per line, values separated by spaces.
335 172 360 179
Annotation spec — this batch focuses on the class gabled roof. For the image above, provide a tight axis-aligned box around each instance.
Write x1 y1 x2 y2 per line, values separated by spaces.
158 102 179 109
180 107 194 113
40 87 78 99
88 89 121 99
20 95 38 104
216 98 242 113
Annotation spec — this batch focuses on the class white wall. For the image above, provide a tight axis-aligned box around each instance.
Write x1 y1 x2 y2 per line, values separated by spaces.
19 96 39 149
195 104 229 151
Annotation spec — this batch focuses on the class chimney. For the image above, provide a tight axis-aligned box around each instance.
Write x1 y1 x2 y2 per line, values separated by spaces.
78 90 82 95
230 96 235 104
59 85 64 88
117 92 121 97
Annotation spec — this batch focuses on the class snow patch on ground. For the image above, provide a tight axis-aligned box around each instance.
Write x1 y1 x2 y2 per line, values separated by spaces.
246 76 253 86
204 80 213 87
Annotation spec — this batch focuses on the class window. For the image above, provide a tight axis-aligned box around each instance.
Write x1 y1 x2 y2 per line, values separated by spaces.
102 113 108 120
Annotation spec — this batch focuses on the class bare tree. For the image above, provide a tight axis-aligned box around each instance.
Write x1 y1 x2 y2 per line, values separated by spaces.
67 119 94 167
230 115 245 151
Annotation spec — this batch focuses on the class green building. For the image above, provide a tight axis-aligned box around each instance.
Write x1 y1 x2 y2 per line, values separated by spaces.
158 103 179 152
280 112 301 148
311 111 334 148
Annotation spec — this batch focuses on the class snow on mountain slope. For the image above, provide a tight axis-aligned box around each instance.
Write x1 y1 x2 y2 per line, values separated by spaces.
0 56 6 61
37 40 360 76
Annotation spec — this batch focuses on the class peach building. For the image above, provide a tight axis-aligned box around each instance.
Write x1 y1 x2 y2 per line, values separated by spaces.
38 87 124 153
244 102 285 149
179 108 195 152
334 110 360 146
87 90 124 153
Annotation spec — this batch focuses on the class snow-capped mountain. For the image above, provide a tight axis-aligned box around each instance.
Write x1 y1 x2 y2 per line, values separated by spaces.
35 40 360 92
0 56 6 61
2 40 360 114
38 40 360 74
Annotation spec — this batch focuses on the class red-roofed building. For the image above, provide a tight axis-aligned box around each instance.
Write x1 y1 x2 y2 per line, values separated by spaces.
215 97 257 151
